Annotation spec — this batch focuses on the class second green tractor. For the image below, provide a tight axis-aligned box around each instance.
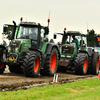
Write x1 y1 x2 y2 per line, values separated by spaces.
54 29 99 75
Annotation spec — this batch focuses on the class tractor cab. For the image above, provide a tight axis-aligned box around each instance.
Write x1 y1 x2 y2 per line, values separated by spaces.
54 29 87 59
6 19 49 57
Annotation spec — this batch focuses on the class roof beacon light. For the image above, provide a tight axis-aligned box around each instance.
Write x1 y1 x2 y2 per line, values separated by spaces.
87 29 89 32
48 18 50 22
64 28 66 30
20 17 23 22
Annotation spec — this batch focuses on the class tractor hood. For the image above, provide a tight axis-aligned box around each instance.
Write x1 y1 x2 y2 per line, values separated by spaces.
61 43 77 58
8 39 31 54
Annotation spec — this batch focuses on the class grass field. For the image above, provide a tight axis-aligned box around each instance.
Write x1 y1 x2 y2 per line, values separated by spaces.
0 78 100 100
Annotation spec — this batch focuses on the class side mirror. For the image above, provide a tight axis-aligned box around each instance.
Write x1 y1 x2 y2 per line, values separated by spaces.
44 27 49 35
54 34 57 39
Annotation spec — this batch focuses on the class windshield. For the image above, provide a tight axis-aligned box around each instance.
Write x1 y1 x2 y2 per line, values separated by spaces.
62 35 81 45
17 26 38 40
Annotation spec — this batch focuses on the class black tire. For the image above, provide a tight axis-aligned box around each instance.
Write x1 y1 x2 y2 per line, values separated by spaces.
0 47 6 74
0 48 4 57
40 47 59 76
91 52 99 75
9 65 23 74
87 56 93 74
74 53 88 75
23 51 41 77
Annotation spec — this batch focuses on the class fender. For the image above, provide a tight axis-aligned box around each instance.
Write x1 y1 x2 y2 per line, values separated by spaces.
40 43 60 68
45 43 60 60
79 47 93 57
87 47 94 56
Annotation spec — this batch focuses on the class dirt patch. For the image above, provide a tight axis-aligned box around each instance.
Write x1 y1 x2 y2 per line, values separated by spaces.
0 66 97 91
67 87 83 92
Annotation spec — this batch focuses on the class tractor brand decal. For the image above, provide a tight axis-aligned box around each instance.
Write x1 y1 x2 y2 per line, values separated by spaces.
63 49 68 51
62 45 74 54
25 44 31 47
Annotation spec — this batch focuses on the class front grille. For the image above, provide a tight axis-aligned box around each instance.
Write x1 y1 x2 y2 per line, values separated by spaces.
9 40 21 52
61 45 74 54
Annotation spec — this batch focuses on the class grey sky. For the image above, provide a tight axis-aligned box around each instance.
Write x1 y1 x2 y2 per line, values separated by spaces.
0 0 100 43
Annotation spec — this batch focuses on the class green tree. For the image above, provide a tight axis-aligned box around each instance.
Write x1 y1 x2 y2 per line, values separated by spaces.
2 40 7 46
2 25 13 39
87 29 95 35
87 29 96 47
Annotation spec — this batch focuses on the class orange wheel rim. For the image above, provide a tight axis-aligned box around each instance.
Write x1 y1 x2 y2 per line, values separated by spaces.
83 58 87 72
50 53 56 71
0 63 4 68
34 57 39 72
96 56 99 73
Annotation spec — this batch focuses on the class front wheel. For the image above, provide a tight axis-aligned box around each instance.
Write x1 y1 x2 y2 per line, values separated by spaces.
74 53 88 75
41 48 59 76
23 51 41 77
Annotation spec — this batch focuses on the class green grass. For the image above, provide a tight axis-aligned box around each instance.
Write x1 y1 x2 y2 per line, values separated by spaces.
0 78 100 100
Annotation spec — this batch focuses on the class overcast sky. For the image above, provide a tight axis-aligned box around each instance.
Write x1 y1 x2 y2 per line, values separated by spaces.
0 0 100 43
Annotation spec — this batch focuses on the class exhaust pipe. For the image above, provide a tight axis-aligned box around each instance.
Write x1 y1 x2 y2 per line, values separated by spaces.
11 21 16 40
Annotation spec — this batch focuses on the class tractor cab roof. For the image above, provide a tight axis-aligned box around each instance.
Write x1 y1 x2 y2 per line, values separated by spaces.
20 21 40 26
56 31 82 36
65 31 81 36
19 21 48 28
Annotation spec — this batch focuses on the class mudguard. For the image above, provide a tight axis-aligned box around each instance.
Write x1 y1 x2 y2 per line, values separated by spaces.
79 47 94 57
45 43 60 59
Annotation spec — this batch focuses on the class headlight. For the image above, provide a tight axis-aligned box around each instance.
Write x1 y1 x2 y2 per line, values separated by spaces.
61 55 65 57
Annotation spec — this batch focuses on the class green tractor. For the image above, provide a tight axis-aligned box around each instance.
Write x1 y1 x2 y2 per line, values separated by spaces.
54 28 99 75
0 18 60 77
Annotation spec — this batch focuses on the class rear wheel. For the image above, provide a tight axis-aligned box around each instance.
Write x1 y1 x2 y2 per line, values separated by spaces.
40 48 58 76
74 53 88 75
23 51 41 77
91 52 99 75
